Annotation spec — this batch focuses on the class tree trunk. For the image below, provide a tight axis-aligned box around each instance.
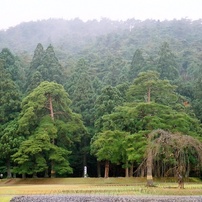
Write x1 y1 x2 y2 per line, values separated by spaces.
156 160 161 177
125 160 129 177
146 149 154 186
140 167 145 177
104 160 109 178
125 167 129 177
49 95 55 178
185 157 190 177
177 174 184 189
49 95 54 121
97 161 101 177
147 87 151 103
51 163 55 178
129 163 134 177
6 158 12 178
33 172 37 178
44 169 49 178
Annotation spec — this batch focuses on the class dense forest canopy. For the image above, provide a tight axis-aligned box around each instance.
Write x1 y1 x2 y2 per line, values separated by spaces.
1 18 202 181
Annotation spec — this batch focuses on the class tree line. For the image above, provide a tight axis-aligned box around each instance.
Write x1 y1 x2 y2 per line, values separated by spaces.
1 19 202 183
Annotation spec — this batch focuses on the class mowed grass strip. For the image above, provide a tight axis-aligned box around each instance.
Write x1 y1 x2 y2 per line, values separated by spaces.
1 177 145 185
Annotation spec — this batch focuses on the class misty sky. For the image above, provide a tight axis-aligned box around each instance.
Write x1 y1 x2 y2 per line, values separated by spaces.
1 0 202 30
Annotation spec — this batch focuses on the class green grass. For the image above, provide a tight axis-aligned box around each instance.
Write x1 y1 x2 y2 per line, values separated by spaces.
0 196 12 202
0 177 202 201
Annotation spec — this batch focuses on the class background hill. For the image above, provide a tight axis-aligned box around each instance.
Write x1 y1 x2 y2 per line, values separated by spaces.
1 18 202 64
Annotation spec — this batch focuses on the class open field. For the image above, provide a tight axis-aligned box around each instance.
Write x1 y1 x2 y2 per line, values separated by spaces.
1 177 202 202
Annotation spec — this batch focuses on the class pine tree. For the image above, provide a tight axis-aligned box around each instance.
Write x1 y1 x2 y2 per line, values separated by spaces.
65 59 96 176
0 59 21 123
41 44 64 83
13 81 86 177
127 71 180 107
128 49 145 82
0 59 22 177
157 42 179 80
25 43 64 93
94 85 124 132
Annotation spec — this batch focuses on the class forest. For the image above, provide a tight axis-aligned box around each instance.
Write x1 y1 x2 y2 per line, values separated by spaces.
1 18 202 185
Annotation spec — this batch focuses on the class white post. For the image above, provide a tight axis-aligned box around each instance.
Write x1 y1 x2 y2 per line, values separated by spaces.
84 166 87 178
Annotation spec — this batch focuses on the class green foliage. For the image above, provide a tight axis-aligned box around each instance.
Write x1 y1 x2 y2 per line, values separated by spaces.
97 99 201 173
0 120 24 159
0 59 21 124
18 81 71 134
125 132 147 163
192 64 202 122
128 49 145 81
94 85 124 132
25 44 64 93
13 81 86 176
91 129 147 167
157 42 179 80
12 137 49 175
2 18 202 178
91 130 127 163
127 71 181 107
104 102 201 136
69 59 96 126
49 146 73 175
0 48 25 88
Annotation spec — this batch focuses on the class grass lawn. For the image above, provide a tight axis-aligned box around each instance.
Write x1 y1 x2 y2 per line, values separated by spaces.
0 177 202 202
0 196 13 202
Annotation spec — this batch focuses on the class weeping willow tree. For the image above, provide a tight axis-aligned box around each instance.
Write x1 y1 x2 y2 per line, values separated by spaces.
146 129 202 187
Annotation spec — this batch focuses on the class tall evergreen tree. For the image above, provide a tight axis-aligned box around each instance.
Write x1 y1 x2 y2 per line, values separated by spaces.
41 44 64 83
0 48 25 90
25 43 64 93
102 56 127 87
30 43 45 70
70 59 95 126
192 64 202 122
127 71 181 108
0 119 24 178
128 49 145 82
0 59 22 177
157 42 179 80
0 59 21 124
13 81 87 177
94 85 124 132
65 59 96 176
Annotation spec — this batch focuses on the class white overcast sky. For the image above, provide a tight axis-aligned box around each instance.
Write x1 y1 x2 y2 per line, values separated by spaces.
0 0 202 30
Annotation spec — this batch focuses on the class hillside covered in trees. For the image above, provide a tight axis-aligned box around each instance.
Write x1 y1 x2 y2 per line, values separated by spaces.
1 18 202 182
